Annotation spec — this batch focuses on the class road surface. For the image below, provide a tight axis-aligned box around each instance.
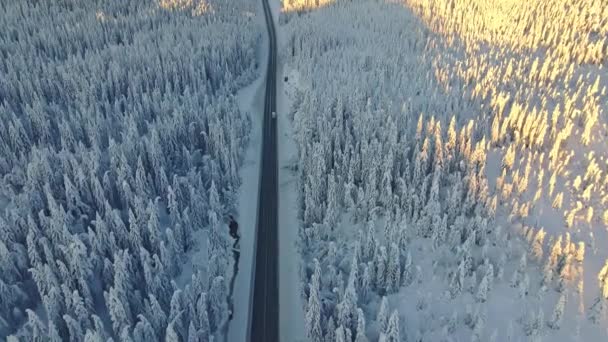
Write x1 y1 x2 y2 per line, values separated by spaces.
249 0 278 341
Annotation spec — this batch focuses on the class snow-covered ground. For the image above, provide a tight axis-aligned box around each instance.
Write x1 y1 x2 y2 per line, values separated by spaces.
224 70 264 342
271 0 309 339
3 0 605 340
277 65 308 342
225 0 268 339
229 1 309 340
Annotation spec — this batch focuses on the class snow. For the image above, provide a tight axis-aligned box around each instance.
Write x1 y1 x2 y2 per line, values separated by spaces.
277 0 608 340
175 229 209 287
274 0 308 338
226 1 310 340
269 0 281 27
228 1 308 340
2 0 605 338
0 0 262 340
225 0 268 341
277 65 307 342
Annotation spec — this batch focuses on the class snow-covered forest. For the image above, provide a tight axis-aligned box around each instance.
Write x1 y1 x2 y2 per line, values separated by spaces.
0 0 259 340
279 0 608 341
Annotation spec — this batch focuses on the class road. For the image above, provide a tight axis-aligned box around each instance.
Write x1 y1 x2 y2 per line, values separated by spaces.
249 0 278 340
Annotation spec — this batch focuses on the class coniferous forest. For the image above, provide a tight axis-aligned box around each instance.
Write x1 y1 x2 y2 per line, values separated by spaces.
279 0 608 341
1 0 608 341
0 0 259 340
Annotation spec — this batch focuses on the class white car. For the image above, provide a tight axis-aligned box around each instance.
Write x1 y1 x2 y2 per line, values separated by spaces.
271 111 276 119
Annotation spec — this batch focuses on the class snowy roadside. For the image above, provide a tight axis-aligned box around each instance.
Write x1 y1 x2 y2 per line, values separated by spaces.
277 65 308 342
225 0 268 340
275 0 308 338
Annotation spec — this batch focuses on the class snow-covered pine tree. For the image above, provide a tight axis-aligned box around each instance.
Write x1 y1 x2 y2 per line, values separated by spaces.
325 316 336 342
187 322 198 342
377 296 390 333
165 321 180 342
476 272 490 303
335 325 347 342
169 290 187 338
354 308 368 342
208 276 227 333
338 275 358 336
386 243 401 293
385 310 401 342
375 245 388 291
364 221 376 261
549 293 566 329
471 307 485 342
306 259 323 342
64 314 86 342
361 264 371 302
588 295 606 324
133 315 158 342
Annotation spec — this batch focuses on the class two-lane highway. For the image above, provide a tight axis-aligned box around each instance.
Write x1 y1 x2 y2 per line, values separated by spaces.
249 0 278 340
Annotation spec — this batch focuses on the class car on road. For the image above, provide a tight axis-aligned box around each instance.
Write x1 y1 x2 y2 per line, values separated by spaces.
272 111 276 119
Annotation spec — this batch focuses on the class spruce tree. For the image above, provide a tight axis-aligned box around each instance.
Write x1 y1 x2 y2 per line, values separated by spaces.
385 311 400 342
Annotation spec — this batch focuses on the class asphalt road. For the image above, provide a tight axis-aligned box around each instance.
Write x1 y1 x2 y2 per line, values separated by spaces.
249 0 278 340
